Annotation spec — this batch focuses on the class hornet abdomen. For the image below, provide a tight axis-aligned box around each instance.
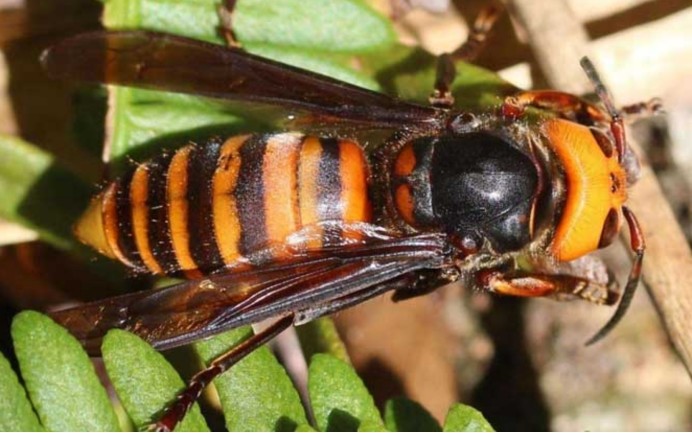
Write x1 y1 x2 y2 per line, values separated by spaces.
75 133 372 278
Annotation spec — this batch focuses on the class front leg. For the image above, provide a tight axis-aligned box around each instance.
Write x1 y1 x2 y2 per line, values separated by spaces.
476 269 618 306
501 90 607 124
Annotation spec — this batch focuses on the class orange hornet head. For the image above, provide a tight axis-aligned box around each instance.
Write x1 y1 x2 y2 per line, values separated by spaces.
544 119 628 262
546 57 648 345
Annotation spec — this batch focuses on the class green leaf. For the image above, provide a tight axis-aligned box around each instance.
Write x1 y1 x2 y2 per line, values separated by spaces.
308 354 385 432
0 135 91 250
11 311 120 432
296 318 350 364
362 45 516 108
449 62 518 109
72 86 108 158
107 88 252 164
101 0 393 164
0 135 129 289
384 397 442 432
194 326 308 432
243 43 380 90
102 330 209 432
102 0 238 163
106 0 224 43
0 350 43 431
443 404 494 432
105 0 395 52
234 0 396 52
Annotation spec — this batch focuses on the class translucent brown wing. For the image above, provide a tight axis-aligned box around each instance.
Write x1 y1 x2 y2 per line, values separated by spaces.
49 233 447 355
42 31 443 130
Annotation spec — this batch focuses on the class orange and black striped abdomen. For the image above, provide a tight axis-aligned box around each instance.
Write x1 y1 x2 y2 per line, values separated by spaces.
75 133 372 277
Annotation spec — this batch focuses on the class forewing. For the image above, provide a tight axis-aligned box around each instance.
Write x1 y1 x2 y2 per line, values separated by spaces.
49 233 447 354
42 31 442 129
50 259 337 354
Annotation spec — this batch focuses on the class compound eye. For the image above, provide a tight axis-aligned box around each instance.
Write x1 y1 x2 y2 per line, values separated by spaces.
590 128 614 158
598 208 620 248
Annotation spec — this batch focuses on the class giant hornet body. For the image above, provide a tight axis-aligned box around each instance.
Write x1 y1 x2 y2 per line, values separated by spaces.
41 6 656 430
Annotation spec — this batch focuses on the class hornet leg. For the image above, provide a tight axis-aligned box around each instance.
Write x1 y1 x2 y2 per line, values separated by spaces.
218 0 241 47
477 270 619 306
154 315 294 431
450 4 502 62
501 90 608 124
429 4 502 108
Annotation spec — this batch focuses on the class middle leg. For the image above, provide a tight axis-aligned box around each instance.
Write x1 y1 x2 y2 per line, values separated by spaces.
218 0 241 47
429 4 502 108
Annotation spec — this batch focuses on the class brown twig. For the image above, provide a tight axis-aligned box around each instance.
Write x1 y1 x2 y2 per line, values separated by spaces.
508 0 692 377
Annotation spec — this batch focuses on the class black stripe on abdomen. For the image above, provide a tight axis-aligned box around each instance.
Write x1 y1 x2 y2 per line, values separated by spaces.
317 138 343 221
236 135 268 260
147 151 178 274
317 138 343 245
187 140 225 273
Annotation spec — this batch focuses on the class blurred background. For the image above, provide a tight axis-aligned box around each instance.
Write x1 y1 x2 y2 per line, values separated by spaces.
0 0 691 430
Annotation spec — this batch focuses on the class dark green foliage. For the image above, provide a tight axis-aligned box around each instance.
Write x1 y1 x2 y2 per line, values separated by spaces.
5 313 493 431
11 311 120 431
194 327 308 431
308 354 386 432
443 404 495 432
384 397 442 432
0 350 43 431
102 330 209 431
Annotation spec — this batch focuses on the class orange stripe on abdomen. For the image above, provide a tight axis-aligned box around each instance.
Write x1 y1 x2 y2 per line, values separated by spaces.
339 139 372 224
167 146 201 278
213 135 250 267
263 134 302 255
130 164 163 274
102 183 129 265
297 136 324 250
